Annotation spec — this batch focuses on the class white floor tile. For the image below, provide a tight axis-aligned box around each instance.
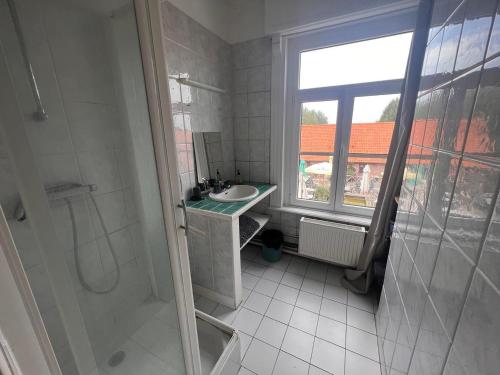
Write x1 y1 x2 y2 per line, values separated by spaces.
273 351 310 375
289 307 319 335
241 246 260 260
242 339 279 375
242 287 252 302
212 304 240 324
253 256 276 268
346 306 376 334
311 338 345 375
239 332 253 359
234 308 263 336
274 284 299 305
265 299 294 324
244 291 272 314
254 278 279 297
305 261 328 282
320 298 347 323
262 268 285 283
296 291 322 314
308 365 331 375
281 272 304 289
281 326 315 362
316 316 346 348
345 351 381 375
347 290 374 313
245 262 267 277
287 257 309 276
323 284 348 304
301 278 325 296
270 254 291 271
346 326 379 362
239 366 256 375
255 317 287 348
243 272 260 289
326 266 344 286
242 259 253 271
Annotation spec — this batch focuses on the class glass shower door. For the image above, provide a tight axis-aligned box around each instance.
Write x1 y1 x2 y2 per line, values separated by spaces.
0 0 189 374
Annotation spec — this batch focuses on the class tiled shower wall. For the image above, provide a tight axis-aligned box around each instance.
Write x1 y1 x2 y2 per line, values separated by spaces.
377 0 500 374
160 1 234 201
0 1 155 372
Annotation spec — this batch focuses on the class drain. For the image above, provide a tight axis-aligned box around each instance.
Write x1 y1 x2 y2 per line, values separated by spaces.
108 351 126 367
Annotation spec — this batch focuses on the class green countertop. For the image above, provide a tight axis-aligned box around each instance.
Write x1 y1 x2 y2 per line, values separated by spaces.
186 183 275 216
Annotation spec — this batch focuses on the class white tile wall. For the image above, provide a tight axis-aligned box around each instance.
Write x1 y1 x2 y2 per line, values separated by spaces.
378 1 500 374
161 1 234 200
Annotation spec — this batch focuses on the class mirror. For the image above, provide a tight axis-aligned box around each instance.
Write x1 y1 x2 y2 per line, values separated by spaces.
193 132 231 183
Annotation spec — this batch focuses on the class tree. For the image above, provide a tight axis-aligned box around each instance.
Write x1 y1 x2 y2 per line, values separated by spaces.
378 98 399 122
302 107 328 124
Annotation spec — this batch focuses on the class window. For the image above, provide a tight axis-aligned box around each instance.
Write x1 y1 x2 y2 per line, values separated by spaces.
284 31 412 217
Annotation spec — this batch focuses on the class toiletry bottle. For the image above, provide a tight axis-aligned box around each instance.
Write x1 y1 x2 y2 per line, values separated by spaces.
236 169 241 184
214 169 222 193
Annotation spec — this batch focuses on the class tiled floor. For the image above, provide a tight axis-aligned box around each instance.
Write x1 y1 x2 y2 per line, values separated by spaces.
195 244 380 375
98 300 185 375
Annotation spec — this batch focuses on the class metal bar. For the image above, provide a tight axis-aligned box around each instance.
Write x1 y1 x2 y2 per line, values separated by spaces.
168 73 227 94
6 0 48 121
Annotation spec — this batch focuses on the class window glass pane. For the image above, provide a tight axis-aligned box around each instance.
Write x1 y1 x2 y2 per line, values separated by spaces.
299 33 412 89
298 154 333 202
342 94 400 208
300 101 338 153
297 101 338 202
343 157 387 208
349 94 400 154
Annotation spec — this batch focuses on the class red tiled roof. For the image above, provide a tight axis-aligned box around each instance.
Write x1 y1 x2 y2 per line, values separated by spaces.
300 116 492 165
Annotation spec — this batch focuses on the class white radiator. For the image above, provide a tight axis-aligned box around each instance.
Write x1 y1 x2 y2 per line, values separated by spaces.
298 217 366 267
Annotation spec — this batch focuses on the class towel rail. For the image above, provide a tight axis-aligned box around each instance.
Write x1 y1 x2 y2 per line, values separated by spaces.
168 73 227 94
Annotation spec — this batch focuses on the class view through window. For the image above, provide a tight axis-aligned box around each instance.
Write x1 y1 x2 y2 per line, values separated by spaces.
289 32 412 215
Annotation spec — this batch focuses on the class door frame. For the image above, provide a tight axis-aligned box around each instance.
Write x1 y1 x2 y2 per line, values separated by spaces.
134 1 201 374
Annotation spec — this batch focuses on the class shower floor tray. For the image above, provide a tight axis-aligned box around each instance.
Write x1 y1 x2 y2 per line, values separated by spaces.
97 300 185 375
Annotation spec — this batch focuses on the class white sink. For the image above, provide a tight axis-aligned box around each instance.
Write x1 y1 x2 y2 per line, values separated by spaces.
209 185 259 202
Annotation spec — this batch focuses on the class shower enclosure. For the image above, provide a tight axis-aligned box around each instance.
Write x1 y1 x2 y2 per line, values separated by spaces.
0 0 199 374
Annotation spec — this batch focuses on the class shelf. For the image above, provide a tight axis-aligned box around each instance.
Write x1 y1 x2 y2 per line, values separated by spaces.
239 211 270 250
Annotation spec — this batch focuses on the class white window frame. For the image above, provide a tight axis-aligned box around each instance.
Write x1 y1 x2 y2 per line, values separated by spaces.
271 10 416 219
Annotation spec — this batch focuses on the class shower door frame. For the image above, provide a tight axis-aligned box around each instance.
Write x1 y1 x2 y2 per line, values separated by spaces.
0 0 201 374
134 0 202 374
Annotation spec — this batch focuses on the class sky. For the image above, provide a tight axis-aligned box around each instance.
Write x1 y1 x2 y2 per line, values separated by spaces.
300 32 412 123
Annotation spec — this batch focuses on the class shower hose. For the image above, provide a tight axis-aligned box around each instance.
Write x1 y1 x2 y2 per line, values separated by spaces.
65 193 120 294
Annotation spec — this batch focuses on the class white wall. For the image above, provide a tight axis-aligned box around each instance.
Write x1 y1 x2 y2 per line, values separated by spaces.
228 0 265 44
164 0 417 44
163 0 232 41
265 0 417 34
